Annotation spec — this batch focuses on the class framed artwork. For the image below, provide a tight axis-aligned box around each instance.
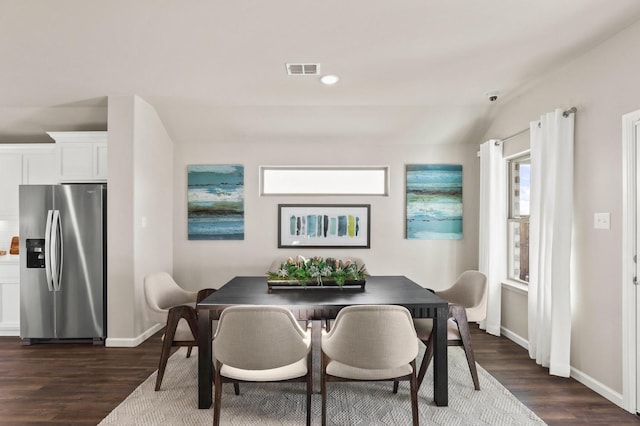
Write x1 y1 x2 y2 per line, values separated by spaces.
406 164 462 240
278 204 370 248
187 165 244 240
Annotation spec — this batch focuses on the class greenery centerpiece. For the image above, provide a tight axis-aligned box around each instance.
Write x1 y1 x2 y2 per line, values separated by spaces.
267 255 366 289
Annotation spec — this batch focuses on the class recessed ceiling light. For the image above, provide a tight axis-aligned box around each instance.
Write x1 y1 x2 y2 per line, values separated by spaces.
320 75 339 85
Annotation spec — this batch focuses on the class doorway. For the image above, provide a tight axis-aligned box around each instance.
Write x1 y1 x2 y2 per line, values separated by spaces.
622 108 640 414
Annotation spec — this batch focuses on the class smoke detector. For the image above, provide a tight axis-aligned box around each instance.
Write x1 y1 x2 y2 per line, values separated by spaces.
286 63 320 76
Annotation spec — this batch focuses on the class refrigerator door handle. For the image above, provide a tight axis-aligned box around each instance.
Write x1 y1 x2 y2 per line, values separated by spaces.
44 210 54 292
51 210 64 292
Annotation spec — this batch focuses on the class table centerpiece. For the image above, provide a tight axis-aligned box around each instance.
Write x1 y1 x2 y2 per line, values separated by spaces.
267 255 366 291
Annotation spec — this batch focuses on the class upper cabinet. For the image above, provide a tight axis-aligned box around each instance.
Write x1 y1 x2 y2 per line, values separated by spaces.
0 145 58 220
47 131 108 183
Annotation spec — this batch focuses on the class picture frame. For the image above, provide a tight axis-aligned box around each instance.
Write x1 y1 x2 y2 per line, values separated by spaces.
405 164 462 240
187 164 244 240
278 204 371 248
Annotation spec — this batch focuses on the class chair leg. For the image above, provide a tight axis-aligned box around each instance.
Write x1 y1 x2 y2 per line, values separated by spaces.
321 352 328 426
233 382 240 395
409 361 419 426
213 361 223 426
155 311 181 391
416 335 434 388
156 306 198 391
155 332 173 391
306 353 312 426
393 380 399 393
451 309 480 390
186 346 193 358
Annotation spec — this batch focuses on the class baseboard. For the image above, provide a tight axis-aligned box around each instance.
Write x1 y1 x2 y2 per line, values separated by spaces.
500 326 529 350
570 366 625 410
0 322 19 336
499 325 626 411
105 323 163 348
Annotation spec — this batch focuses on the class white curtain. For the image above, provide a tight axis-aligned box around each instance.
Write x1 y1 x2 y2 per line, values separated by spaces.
528 108 574 377
478 140 506 336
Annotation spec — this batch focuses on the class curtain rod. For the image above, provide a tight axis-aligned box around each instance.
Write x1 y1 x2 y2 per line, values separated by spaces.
495 106 577 145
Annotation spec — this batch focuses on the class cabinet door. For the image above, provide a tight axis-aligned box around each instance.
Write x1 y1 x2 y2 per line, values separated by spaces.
23 150 58 184
59 144 94 181
0 154 23 219
0 263 19 336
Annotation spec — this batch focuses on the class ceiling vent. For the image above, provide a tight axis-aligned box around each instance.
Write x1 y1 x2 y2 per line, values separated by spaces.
286 63 320 76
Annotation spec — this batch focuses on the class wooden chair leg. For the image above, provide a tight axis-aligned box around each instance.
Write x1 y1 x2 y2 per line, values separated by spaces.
156 306 197 391
409 361 419 426
321 352 328 426
393 380 399 393
155 310 181 391
306 353 312 426
233 382 240 395
186 346 193 358
451 306 480 390
213 361 223 426
416 335 434 388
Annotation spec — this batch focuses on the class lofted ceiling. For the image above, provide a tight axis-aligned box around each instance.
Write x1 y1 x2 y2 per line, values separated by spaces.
1 0 640 144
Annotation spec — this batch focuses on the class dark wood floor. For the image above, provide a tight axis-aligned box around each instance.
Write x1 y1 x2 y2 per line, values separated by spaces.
0 326 637 425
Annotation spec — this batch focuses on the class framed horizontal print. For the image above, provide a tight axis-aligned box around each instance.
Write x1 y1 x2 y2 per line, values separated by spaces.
278 204 370 248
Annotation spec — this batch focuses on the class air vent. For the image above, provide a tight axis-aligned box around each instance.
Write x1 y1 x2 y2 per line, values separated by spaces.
286 63 320 76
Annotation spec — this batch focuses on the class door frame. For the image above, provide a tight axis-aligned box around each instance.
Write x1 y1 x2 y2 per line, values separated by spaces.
622 108 640 413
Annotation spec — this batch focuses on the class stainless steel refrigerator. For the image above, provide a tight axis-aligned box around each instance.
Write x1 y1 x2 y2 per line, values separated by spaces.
19 184 106 344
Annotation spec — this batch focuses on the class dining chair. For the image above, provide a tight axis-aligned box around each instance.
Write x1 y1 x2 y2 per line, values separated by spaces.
321 305 420 426
212 305 312 426
413 270 487 390
144 272 215 391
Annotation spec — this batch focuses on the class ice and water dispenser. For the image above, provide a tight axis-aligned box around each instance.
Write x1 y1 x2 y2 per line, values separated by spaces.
26 239 46 268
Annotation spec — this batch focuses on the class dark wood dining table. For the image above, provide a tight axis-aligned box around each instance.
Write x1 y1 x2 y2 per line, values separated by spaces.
196 275 449 408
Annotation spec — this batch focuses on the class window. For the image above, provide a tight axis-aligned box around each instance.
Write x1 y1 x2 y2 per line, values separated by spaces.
260 166 389 196
508 155 530 283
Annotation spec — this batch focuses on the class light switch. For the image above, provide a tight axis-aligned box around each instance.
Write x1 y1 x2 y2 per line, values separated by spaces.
594 212 610 230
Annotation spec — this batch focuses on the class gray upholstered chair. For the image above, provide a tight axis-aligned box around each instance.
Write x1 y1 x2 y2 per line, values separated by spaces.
413 270 487 390
212 305 312 426
144 272 213 391
321 305 420 426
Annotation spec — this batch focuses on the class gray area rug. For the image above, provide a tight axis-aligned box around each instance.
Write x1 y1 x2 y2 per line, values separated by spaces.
100 345 546 425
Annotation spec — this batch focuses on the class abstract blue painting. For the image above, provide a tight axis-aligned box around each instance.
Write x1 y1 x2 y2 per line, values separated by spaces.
406 164 462 240
187 165 244 240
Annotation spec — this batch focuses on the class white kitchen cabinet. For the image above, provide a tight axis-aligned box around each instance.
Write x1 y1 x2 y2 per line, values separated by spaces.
0 154 22 219
48 131 107 182
0 259 19 336
0 145 57 220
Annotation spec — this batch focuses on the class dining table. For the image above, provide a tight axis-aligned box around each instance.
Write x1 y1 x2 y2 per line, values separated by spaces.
196 275 449 409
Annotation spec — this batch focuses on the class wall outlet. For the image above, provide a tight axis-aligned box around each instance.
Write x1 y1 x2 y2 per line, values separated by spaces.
594 212 610 230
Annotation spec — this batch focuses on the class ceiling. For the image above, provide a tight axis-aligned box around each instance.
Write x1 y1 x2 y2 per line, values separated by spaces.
2 0 640 144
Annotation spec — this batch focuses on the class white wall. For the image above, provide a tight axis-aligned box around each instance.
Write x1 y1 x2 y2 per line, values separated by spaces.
483 19 640 399
172 141 480 293
132 97 174 334
106 96 136 342
107 95 174 345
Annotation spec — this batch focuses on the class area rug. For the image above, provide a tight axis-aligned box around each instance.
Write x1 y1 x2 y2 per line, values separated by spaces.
99 346 546 425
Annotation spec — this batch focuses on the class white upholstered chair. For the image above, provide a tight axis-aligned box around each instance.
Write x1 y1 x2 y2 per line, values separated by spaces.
144 272 212 391
413 270 487 390
321 305 420 426
212 305 312 426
